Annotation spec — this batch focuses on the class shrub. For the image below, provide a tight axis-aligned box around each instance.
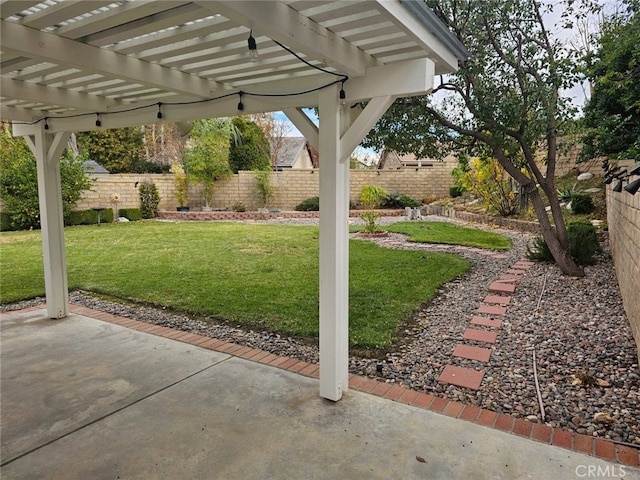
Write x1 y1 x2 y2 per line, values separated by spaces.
253 169 274 208
454 154 518 216
570 193 595 215
229 117 270 173
359 185 388 209
139 181 160 219
66 208 114 226
295 196 320 211
527 221 600 265
381 193 420 209
0 125 93 230
450 185 465 198
1 211 15 231
119 208 142 221
232 202 247 212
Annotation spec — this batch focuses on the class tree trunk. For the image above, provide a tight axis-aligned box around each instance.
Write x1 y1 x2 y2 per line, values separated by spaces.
528 188 584 277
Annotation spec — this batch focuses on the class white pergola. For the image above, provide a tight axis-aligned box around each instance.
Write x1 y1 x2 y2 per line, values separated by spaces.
1 0 468 401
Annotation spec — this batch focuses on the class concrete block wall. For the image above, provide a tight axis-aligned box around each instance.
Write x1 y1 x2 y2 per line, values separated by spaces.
606 179 640 362
75 167 456 212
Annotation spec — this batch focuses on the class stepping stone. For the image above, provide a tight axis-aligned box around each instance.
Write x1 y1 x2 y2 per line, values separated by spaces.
492 254 509 259
483 295 511 305
498 274 520 282
453 344 492 362
477 304 508 316
511 263 532 270
488 282 516 294
471 316 503 328
505 269 526 276
438 365 485 390
463 328 498 343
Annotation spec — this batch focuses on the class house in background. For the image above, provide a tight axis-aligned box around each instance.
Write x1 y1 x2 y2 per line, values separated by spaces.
272 137 318 170
377 150 458 169
83 160 110 175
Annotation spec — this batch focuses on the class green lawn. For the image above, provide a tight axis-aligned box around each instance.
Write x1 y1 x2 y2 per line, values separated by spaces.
0 221 471 349
381 221 512 250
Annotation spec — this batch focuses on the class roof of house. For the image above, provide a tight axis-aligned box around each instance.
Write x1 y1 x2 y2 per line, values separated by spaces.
273 137 307 168
83 160 109 175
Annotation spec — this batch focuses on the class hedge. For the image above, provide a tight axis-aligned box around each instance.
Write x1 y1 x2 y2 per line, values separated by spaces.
119 208 142 221
66 208 114 226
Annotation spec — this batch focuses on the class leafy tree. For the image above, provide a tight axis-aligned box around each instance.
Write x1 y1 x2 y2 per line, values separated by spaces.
77 127 144 173
228 117 270 173
0 123 93 230
581 0 640 161
182 119 233 208
363 0 594 276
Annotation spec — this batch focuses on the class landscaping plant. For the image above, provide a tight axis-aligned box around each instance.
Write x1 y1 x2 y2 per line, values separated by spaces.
138 181 160 218
0 123 92 230
359 185 388 234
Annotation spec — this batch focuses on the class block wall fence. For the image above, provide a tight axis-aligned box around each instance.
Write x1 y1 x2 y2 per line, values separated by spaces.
606 179 640 361
75 165 456 212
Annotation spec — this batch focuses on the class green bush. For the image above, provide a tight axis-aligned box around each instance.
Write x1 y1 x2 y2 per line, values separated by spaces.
0 126 93 230
527 221 600 265
381 193 420 209
229 117 270 173
570 193 595 215
119 208 142 221
295 196 320 211
139 181 160 219
232 202 246 212
450 185 465 198
1 211 16 231
66 208 114 226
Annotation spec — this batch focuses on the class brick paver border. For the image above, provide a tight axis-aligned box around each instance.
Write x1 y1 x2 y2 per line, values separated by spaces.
4 303 637 469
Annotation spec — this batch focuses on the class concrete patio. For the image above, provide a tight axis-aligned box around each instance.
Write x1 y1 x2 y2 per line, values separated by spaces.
1 307 637 479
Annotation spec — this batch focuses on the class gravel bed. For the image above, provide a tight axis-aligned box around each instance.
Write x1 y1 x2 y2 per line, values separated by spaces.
3 216 638 445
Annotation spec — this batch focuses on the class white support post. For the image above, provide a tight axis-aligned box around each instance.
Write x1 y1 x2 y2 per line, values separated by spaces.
318 84 351 401
22 127 71 319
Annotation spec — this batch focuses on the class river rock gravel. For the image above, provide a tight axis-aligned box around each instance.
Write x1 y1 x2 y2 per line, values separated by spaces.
3 216 638 445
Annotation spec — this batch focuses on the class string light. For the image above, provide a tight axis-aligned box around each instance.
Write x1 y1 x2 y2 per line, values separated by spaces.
15 38 349 129
237 92 244 111
339 80 346 105
247 30 258 62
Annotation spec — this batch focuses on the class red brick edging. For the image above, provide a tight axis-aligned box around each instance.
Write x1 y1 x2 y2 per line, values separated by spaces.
4 304 638 468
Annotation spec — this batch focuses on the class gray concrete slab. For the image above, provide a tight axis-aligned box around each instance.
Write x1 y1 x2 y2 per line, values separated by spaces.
1 309 638 480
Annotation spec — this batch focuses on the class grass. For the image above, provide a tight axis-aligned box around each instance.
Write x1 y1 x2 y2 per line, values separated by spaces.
0 222 470 349
379 221 512 250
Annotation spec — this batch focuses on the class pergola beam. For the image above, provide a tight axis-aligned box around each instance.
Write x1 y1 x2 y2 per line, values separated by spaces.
0 19 216 99
283 108 319 150
1 77 120 112
16 59 434 134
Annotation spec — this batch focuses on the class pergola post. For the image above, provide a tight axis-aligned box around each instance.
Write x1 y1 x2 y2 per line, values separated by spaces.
318 84 351 401
21 126 71 319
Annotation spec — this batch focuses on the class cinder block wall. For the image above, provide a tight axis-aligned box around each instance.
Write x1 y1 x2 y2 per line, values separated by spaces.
75 166 456 212
606 177 640 362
